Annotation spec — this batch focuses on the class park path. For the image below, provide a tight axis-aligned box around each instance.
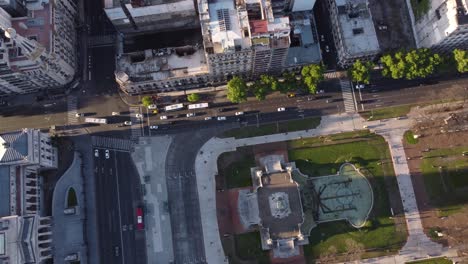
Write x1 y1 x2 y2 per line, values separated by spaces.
195 111 458 263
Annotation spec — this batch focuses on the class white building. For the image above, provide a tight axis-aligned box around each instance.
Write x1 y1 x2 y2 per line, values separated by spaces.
413 0 468 52
0 0 77 97
326 0 380 67
0 215 53 263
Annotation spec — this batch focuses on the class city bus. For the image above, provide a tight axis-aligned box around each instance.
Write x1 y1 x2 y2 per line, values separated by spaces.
187 102 209 110
164 103 184 112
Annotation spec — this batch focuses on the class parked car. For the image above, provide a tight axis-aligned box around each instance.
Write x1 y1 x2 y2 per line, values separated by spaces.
277 107 286 112
204 116 213 121
105 149 110 159
235 111 244 116
356 84 365 89
147 104 157 110
111 112 120 116
124 121 132 126
217 116 227 121
186 112 195 118
149 125 159 130
160 115 168 120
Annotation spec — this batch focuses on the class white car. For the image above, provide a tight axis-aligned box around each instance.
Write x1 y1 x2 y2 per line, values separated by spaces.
356 84 365 89
135 113 143 119
147 104 157 110
94 149 99 157
160 115 168 120
235 111 244 116
75 113 83 117
325 45 330 53
186 113 195 118
217 116 227 121
124 121 132 126
277 107 286 112
105 149 110 159
320 35 325 42
317 89 325 94
204 116 213 121
149 125 159 130
112 112 120 116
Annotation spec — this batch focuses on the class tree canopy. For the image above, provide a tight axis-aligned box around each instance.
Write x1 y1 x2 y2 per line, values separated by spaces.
350 60 374 84
301 64 324 94
141 96 152 107
453 49 468 73
227 76 247 103
381 48 442 80
187 93 200 103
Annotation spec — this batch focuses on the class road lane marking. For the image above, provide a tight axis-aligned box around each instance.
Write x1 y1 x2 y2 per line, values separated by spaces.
113 155 126 264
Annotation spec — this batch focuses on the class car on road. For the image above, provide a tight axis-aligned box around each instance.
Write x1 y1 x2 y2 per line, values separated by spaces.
235 111 244 116
75 113 83 117
325 45 330 53
217 116 227 121
277 107 286 112
204 116 213 120
124 121 132 126
320 35 325 42
94 149 99 157
114 246 120 257
317 89 325 94
111 112 120 116
152 109 159 114
186 112 195 118
307 96 315 101
105 149 110 159
150 125 159 130
287 93 296 98
148 104 157 110
356 84 365 89
160 115 168 120
135 113 143 119
136 207 144 230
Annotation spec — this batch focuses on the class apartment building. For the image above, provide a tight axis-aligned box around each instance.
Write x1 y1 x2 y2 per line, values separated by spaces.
326 0 379 67
0 0 77 97
0 128 57 263
414 0 468 52
114 0 321 95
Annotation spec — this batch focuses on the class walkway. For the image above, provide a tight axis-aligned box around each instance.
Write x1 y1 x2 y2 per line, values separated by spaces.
195 112 458 263
52 152 87 263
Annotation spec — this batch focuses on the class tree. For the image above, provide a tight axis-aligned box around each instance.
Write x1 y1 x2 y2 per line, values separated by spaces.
226 76 247 103
260 74 279 91
350 60 374 84
381 49 442 80
301 64 324 94
453 49 468 73
251 81 268 101
187 93 200 103
141 96 152 107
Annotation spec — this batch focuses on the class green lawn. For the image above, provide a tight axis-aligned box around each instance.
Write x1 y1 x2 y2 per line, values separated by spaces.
421 147 468 214
406 257 452 264
218 152 256 189
404 130 419 144
361 105 413 121
222 117 321 139
289 132 406 260
234 232 270 263
410 0 431 20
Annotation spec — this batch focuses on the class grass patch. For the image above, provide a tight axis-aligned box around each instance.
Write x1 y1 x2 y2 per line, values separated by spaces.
218 152 256 189
222 117 321 139
289 132 406 260
410 0 431 21
67 187 78 207
406 257 452 264
360 105 413 121
234 232 270 263
404 130 419 144
421 147 468 213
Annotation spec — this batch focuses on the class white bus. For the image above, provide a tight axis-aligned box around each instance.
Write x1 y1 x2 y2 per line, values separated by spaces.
164 103 184 112
187 103 209 110
85 118 107 124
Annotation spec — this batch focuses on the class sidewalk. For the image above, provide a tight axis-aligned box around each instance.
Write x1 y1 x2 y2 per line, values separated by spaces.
195 112 457 263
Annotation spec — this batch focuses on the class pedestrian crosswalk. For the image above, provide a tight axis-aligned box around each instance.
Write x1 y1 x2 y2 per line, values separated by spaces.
340 79 357 113
129 106 142 141
324 70 347 80
67 96 78 124
91 136 133 152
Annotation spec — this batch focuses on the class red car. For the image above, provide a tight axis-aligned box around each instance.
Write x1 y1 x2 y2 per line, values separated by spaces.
136 207 144 230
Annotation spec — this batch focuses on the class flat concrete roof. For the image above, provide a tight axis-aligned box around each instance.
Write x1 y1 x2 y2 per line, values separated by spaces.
257 172 303 240
0 166 10 217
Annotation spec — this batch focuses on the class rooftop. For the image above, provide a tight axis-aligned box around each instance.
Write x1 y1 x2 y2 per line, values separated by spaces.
334 0 379 56
116 47 209 82
0 165 10 217
0 130 28 164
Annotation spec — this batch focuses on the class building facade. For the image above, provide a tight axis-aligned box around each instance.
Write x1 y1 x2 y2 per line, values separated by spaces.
0 0 77 97
113 0 322 95
326 0 380 67
413 0 468 52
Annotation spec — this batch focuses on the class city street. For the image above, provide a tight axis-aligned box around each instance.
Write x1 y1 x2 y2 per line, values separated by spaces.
93 148 146 264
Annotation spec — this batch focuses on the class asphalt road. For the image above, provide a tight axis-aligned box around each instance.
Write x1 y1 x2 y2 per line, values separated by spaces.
94 148 146 264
